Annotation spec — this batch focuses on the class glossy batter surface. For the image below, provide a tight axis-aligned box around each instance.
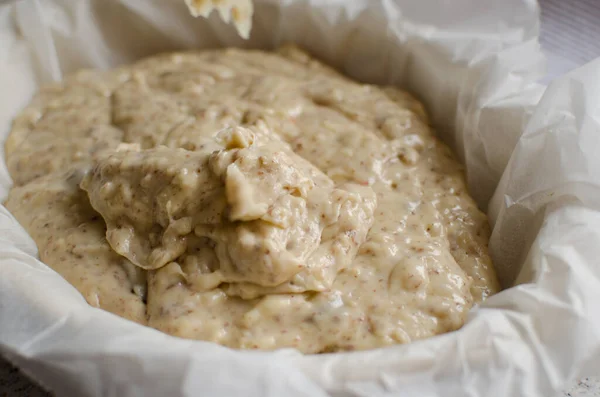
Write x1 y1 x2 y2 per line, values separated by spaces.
4 46 500 353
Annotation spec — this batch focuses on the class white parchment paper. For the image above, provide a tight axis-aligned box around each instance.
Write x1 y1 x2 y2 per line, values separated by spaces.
2 0 600 396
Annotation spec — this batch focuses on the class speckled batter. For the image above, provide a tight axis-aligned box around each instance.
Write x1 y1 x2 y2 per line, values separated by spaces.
4 45 500 353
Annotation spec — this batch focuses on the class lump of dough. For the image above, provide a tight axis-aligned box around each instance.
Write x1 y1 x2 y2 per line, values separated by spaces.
81 126 377 297
185 0 254 39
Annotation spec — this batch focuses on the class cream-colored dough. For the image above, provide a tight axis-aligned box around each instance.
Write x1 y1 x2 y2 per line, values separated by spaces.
4 45 499 353
185 0 253 39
